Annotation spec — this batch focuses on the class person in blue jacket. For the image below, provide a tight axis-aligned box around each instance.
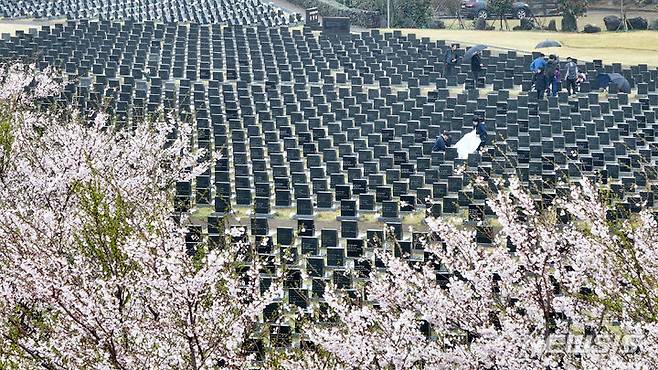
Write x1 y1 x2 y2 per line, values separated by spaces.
473 116 488 150
432 130 452 152
530 53 546 72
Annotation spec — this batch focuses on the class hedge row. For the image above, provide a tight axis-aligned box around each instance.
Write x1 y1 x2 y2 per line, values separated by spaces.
286 0 381 28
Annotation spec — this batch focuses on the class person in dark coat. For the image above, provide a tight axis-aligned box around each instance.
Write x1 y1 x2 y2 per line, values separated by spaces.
471 51 484 87
545 54 560 96
432 130 452 152
443 44 459 77
534 68 549 99
473 116 488 150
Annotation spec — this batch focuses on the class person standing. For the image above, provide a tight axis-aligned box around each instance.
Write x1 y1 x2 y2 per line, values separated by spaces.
529 53 546 72
563 57 578 96
545 54 560 97
552 67 561 96
471 51 484 88
530 53 546 94
535 68 549 100
443 44 459 77
473 116 488 151
432 130 452 152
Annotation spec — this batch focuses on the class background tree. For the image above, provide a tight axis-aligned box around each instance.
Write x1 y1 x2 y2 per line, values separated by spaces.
353 0 434 28
439 0 468 28
558 0 588 31
488 0 514 30
435 0 462 17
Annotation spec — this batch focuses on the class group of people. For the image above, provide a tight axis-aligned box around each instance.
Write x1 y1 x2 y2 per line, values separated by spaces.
433 47 593 158
432 116 488 157
531 53 587 99
445 44 588 99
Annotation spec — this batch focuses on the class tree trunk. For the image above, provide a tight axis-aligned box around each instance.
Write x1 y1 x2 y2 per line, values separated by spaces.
188 336 198 370
620 0 628 31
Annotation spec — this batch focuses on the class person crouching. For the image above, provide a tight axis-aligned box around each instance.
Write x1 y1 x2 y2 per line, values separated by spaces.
432 130 452 152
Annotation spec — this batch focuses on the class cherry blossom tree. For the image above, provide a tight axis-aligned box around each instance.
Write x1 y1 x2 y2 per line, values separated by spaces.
297 176 658 369
0 64 277 369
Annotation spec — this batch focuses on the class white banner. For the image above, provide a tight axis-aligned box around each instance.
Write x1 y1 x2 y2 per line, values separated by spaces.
454 129 481 160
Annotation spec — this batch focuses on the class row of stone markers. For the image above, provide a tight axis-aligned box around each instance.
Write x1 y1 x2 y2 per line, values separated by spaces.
0 0 300 25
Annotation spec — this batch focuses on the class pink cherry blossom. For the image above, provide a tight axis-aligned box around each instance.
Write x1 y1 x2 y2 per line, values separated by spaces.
296 176 658 369
0 65 276 369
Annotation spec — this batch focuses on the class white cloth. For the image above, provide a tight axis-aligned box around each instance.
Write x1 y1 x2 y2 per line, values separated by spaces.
454 129 481 160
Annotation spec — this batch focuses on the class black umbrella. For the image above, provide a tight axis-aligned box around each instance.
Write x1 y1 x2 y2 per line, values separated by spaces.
535 40 562 49
464 44 488 60
596 73 631 93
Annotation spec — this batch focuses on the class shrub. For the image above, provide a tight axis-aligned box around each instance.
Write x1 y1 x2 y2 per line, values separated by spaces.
429 20 446 29
561 12 578 32
583 24 601 33
516 18 535 30
474 17 490 30
627 16 649 30
513 20 534 31
604 15 622 31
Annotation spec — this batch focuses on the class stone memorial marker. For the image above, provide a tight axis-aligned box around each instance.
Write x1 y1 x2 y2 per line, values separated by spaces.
321 229 338 248
359 193 376 212
380 200 400 222
301 236 319 255
296 198 314 219
341 220 359 238
254 196 272 216
339 199 358 220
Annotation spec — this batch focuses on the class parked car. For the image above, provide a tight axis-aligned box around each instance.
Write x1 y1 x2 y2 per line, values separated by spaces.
460 0 532 20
